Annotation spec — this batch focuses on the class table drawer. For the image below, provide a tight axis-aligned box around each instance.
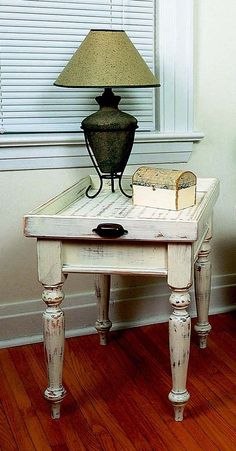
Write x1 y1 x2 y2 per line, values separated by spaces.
62 240 168 276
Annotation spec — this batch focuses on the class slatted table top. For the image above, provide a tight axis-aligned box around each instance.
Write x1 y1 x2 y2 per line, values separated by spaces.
24 175 219 242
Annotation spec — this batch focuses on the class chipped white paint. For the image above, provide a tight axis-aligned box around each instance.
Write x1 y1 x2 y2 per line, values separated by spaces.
62 241 167 276
37 240 65 286
42 285 66 419
168 290 191 421
24 176 219 242
167 243 192 421
167 244 192 289
37 239 66 419
94 274 112 345
23 176 219 421
194 220 212 348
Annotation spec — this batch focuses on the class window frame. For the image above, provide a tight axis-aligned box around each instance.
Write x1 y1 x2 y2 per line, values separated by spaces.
0 0 203 171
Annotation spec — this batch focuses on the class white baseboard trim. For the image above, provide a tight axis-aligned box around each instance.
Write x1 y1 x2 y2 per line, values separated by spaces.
0 273 235 349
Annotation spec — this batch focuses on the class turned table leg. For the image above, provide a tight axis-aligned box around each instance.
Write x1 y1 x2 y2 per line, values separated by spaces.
94 274 112 345
42 284 67 419
37 239 67 419
194 225 212 349
167 244 192 421
168 289 191 421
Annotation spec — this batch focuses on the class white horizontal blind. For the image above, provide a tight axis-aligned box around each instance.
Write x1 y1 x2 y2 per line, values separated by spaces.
0 0 156 134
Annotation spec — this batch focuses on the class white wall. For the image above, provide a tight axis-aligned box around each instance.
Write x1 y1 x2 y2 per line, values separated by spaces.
0 0 236 346
191 0 236 276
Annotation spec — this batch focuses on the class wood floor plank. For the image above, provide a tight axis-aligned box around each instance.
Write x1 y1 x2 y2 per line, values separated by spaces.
65 341 137 451
80 335 174 451
150 317 236 450
94 331 204 451
0 401 18 451
116 328 205 451
19 345 97 451
8 346 69 450
190 354 236 426
0 312 235 450
131 326 216 450
0 357 36 451
0 348 52 451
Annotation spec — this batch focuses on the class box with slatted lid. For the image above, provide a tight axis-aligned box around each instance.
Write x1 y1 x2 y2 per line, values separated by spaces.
132 167 197 210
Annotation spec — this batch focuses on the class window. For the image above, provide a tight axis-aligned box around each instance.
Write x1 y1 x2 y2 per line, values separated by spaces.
1 0 156 134
0 0 202 170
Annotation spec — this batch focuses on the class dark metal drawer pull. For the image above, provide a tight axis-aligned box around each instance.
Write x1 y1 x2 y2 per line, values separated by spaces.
93 223 128 238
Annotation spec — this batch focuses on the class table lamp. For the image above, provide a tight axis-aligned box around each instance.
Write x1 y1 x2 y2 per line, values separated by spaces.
54 29 160 198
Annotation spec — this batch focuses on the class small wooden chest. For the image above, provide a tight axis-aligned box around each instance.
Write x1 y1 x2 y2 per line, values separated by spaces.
132 167 196 210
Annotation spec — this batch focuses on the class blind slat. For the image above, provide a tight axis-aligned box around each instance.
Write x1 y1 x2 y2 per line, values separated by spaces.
2 90 153 99
1 6 154 15
2 0 154 8
0 0 156 134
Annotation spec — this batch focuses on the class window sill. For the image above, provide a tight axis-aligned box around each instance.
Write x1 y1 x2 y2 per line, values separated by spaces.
0 131 203 147
0 131 204 171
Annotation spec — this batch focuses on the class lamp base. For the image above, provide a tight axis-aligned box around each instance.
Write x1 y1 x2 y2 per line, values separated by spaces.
85 162 132 199
82 88 137 198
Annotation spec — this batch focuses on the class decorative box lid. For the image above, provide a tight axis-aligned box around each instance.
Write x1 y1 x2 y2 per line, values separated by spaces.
132 167 196 190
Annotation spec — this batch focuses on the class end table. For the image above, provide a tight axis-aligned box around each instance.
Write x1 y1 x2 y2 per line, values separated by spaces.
24 176 219 421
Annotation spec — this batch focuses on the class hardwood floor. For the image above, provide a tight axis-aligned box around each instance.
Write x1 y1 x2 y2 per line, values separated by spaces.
0 312 235 450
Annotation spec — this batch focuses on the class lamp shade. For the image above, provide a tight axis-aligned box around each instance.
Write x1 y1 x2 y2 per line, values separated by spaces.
54 29 160 88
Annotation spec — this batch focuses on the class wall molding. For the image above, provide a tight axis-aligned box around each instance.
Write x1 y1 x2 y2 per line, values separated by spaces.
0 273 235 349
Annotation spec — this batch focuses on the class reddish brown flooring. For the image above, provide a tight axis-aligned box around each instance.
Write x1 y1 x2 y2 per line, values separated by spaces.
0 312 235 450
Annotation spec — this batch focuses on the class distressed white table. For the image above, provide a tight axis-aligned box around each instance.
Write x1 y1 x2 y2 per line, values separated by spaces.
24 176 219 422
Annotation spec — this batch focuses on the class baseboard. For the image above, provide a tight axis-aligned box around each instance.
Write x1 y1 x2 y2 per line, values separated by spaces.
0 273 235 348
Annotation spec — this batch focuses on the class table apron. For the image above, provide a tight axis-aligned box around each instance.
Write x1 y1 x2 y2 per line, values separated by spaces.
62 240 168 276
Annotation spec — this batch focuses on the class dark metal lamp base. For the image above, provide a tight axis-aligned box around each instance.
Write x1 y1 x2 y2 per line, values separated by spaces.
82 88 137 199
86 171 132 199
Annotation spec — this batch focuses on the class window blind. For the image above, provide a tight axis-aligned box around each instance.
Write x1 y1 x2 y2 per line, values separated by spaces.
0 0 156 134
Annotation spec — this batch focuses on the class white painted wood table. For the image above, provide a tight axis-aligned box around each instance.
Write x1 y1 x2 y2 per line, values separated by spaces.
24 176 219 422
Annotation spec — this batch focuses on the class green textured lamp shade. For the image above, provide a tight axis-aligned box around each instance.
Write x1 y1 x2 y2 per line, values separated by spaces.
54 30 160 88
